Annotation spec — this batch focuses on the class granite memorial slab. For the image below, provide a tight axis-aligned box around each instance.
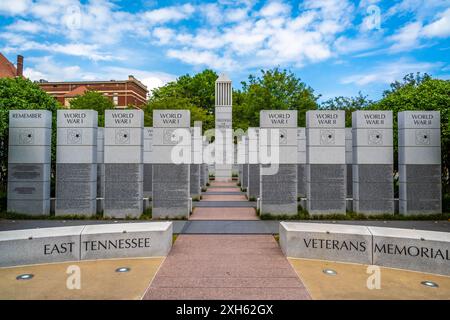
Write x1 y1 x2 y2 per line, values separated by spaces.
369 226 450 276
247 128 260 200
352 111 394 215
0 226 84 267
7 110 52 215
143 127 153 199
345 128 353 199
104 109 144 218
259 110 298 215
398 111 441 215
190 122 202 199
80 222 172 260
97 127 105 213
297 128 306 198
306 110 346 215
55 110 98 216
280 222 372 265
152 110 191 219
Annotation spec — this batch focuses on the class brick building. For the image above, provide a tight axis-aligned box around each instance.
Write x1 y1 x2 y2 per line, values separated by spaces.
0 53 23 78
38 75 148 108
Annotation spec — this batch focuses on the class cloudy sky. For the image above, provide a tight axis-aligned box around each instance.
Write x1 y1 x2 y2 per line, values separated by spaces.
0 0 449 101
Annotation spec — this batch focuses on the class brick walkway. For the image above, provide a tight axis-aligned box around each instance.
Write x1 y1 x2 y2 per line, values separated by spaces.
190 180 258 220
143 235 311 300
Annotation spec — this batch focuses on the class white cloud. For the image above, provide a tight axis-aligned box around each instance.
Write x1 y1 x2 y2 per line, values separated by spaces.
388 22 423 52
167 48 237 70
6 20 46 33
143 4 195 25
341 59 439 85
422 8 450 38
0 0 31 15
259 1 290 17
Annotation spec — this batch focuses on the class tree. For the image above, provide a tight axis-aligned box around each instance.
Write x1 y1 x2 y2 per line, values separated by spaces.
321 92 374 126
372 73 450 194
0 77 60 193
237 68 319 130
146 70 218 131
69 91 115 127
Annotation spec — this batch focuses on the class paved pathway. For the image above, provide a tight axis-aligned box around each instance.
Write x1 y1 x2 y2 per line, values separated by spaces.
143 235 311 300
190 180 258 220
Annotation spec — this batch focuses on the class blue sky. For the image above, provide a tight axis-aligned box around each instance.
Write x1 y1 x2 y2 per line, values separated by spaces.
0 0 449 102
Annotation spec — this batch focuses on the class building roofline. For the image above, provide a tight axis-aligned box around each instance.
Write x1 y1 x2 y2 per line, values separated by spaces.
37 78 148 92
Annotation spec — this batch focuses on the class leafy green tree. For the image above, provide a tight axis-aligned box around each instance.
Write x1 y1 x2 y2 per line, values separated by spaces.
147 70 218 131
372 73 450 194
69 91 115 127
237 68 319 130
321 92 373 126
0 77 60 193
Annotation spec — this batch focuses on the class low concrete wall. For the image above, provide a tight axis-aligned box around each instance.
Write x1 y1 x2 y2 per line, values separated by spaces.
0 222 172 268
280 222 450 276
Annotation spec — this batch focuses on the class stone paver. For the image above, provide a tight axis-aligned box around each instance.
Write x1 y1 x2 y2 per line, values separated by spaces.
202 195 247 201
190 207 258 220
210 181 238 187
207 187 241 192
143 235 311 300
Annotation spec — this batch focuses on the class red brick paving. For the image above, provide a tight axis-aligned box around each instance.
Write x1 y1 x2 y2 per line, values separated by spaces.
202 194 247 201
190 207 258 220
143 235 311 300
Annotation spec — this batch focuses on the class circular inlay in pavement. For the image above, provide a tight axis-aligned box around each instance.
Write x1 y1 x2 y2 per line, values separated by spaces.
115 267 131 273
16 273 34 280
322 269 337 276
421 281 439 288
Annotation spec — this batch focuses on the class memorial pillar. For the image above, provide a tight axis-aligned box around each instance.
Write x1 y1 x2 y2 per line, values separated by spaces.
297 128 306 198
399 111 441 215
260 110 298 216
97 127 105 213
56 110 98 216
247 127 260 200
152 110 191 219
190 121 202 200
8 110 52 215
143 127 153 199
104 109 144 218
306 110 346 215
345 128 353 199
352 111 394 215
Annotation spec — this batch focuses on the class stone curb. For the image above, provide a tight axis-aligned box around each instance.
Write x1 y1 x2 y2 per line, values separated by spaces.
0 222 172 268
280 222 450 276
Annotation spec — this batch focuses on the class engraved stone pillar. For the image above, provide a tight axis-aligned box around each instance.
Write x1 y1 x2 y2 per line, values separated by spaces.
201 138 209 187
143 127 153 199
104 110 144 218
8 110 52 215
97 127 105 205
297 128 306 198
56 110 98 216
306 110 346 215
260 110 298 216
215 74 233 180
345 128 353 199
352 111 394 215
242 137 248 190
399 111 441 215
152 110 191 219
190 121 202 199
247 128 260 200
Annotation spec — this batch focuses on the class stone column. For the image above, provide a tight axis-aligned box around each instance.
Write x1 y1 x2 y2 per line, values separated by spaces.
143 127 153 199
201 138 209 187
352 111 394 215
260 110 298 216
399 111 441 215
104 109 144 218
152 110 191 219
55 110 98 216
8 110 52 215
297 128 306 198
214 74 233 180
97 127 105 213
190 121 202 200
306 110 346 215
345 128 353 199
247 127 260 200
242 136 249 190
